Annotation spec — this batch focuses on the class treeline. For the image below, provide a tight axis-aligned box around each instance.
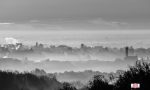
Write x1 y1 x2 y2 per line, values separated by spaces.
55 69 122 84
0 61 150 90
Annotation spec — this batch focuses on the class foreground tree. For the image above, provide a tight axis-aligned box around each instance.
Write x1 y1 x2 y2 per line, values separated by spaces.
115 61 150 90
87 75 113 90
60 82 77 90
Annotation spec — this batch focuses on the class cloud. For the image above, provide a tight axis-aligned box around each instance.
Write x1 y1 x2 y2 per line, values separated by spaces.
0 23 14 25
0 18 149 31
29 20 40 23
0 21 64 31
0 22 38 30
0 0 150 23
87 18 129 29
5 37 20 44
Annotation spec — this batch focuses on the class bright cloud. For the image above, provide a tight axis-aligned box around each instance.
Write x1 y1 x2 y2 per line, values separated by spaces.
5 37 20 44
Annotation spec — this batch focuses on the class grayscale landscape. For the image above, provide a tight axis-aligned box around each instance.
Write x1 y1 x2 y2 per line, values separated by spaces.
0 0 150 90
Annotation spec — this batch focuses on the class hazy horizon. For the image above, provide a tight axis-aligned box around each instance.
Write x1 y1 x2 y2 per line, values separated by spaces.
0 29 150 48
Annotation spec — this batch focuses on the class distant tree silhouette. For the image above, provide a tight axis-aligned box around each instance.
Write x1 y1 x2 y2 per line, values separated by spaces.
115 61 150 90
87 75 113 90
60 82 77 90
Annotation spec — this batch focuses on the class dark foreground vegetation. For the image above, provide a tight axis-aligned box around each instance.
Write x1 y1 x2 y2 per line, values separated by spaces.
0 61 150 90
85 61 150 90
0 71 62 90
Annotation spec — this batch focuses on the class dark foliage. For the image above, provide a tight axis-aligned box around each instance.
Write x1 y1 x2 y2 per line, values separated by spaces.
0 71 61 90
87 75 113 90
60 82 77 90
115 61 150 90
86 61 150 90
0 61 150 90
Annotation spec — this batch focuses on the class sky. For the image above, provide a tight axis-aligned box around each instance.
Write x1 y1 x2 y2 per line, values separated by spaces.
0 0 150 47
0 0 150 28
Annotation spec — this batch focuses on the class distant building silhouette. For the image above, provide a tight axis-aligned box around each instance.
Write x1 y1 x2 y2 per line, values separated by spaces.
81 43 85 48
124 46 138 61
36 42 39 47
125 47 129 57
16 43 23 46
